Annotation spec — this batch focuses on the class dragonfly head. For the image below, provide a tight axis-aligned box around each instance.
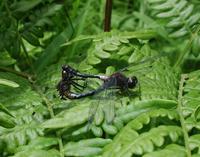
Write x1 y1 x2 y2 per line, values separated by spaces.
61 65 76 80
128 76 138 88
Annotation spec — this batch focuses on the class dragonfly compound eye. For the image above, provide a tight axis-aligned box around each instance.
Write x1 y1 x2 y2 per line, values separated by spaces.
62 65 67 70
62 66 70 79
128 76 138 88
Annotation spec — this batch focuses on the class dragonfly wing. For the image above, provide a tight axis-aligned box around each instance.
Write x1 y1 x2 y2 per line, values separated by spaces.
119 52 170 72
87 95 104 130
87 77 118 128
102 77 118 124
94 102 104 126
102 88 116 124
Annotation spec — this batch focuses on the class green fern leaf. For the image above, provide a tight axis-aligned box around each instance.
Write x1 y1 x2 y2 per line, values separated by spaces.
42 103 90 129
147 0 200 38
103 109 180 157
12 149 60 157
64 138 112 157
0 78 19 88
15 137 58 153
143 144 186 157
189 134 200 152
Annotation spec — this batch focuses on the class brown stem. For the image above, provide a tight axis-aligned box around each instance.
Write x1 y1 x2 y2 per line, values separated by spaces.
0 66 35 82
104 0 112 32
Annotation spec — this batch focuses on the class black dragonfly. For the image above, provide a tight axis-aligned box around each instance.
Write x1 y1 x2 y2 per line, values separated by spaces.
57 53 166 100
57 53 168 126
57 65 138 100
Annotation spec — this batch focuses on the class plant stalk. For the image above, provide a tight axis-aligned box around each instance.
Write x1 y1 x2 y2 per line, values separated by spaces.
177 74 191 157
0 66 34 82
104 0 112 32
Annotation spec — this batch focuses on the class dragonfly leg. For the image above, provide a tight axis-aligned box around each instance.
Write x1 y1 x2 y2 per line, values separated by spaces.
71 78 88 91
83 79 88 88
61 96 67 100
71 80 85 88
124 89 132 97
71 81 85 91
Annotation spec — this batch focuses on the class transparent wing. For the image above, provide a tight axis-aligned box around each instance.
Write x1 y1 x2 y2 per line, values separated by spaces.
118 52 170 73
86 77 117 130
102 88 116 124
126 57 176 100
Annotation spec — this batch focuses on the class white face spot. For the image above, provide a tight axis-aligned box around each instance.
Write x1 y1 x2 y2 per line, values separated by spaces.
99 75 109 80
128 78 133 83
63 70 66 74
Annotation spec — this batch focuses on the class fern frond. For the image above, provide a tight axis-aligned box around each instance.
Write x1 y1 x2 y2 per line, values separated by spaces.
61 30 157 70
103 125 182 157
189 134 200 153
177 70 200 156
147 0 200 38
102 109 180 157
0 103 45 154
181 70 200 131
0 78 19 88
116 99 177 123
191 33 200 57
143 144 186 157
42 103 91 129
0 111 15 128
12 149 60 157
0 72 46 154
0 72 43 108
15 137 58 153
138 59 179 101
0 120 44 153
64 138 112 157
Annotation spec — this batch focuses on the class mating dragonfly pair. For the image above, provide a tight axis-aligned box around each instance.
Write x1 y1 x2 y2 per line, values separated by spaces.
57 53 167 100
56 53 168 127
57 65 138 100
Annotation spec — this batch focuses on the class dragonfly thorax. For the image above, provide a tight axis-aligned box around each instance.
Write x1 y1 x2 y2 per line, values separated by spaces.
108 73 138 90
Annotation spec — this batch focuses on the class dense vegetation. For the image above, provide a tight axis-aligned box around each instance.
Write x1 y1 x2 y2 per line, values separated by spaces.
0 0 200 156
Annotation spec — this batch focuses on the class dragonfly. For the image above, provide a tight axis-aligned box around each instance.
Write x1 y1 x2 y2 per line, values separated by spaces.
57 65 138 99
57 53 167 100
57 52 170 129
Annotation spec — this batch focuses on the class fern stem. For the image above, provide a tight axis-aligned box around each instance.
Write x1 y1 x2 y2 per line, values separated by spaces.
177 74 191 157
37 88 55 118
57 135 64 157
0 66 34 81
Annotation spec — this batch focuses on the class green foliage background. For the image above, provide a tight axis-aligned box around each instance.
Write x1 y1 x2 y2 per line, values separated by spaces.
0 0 200 157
